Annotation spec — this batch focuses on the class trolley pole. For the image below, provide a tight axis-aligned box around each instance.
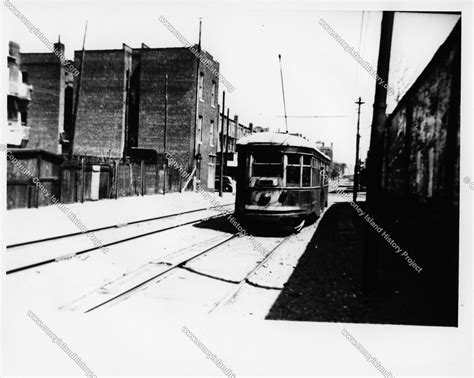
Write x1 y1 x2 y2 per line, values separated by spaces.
219 91 225 197
163 74 168 195
353 97 364 202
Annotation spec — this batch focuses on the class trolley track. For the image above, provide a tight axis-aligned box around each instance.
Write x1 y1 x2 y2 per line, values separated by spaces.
6 204 233 275
76 232 295 315
7 203 233 249
208 233 293 313
60 233 241 313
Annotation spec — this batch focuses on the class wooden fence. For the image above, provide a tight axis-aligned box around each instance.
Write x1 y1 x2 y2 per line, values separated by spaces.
7 150 188 209
61 161 184 204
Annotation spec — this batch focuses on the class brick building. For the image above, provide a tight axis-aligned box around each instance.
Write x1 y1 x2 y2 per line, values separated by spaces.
72 45 133 158
72 44 220 191
19 39 73 154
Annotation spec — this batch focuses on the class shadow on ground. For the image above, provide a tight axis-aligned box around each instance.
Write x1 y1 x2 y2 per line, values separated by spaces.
192 212 304 237
265 201 458 326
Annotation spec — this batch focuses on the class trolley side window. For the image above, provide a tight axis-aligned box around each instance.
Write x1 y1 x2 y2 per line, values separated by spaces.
302 155 312 186
251 151 283 177
312 157 321 186
320 162 328 185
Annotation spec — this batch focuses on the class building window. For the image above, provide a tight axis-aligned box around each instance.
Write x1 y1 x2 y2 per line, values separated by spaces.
211 81 216 107
210 120 214 146
198 72 204 101
198 116 203 144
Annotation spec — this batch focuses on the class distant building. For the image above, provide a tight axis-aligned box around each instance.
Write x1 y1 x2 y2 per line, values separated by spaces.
253 126 269 133
316 141 333 162
217 114 253 178
7 41 33 148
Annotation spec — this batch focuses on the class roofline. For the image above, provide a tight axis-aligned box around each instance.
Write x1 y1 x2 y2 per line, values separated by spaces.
237 132 332 162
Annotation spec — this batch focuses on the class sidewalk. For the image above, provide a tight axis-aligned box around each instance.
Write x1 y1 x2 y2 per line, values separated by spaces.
5 192 235 246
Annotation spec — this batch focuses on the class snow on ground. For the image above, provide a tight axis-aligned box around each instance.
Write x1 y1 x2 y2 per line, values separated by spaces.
5 191 235 245
3 192 347 376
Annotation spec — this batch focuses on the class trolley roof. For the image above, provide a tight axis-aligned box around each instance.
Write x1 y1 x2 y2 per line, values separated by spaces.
237 132 331 161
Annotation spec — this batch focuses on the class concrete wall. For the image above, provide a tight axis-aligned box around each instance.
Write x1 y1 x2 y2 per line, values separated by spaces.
382 20 460 209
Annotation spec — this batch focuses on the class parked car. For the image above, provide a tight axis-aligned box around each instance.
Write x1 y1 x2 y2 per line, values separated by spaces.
215 175 236 193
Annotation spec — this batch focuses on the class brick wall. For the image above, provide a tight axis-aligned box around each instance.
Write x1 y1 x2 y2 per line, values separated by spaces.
137 47 220 190
72 47 132 158
196 49 220 190
20 51 64 153
137 48 196 168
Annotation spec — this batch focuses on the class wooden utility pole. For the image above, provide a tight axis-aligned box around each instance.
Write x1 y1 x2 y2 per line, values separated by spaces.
367 11 394 205
163 73 168 195
219 91 225 197
363 11 394 294
69 21 88 158
353 97 365 202
225 108 230 173
193 18 202 188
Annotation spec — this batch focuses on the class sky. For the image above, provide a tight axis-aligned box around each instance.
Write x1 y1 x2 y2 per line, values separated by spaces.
2 1 460 167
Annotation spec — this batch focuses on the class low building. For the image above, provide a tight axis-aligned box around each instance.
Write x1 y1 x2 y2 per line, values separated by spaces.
7 41 33 148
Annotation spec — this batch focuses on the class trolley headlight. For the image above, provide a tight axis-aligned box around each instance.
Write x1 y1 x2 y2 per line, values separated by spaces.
278 191 287 203
258 192 271 206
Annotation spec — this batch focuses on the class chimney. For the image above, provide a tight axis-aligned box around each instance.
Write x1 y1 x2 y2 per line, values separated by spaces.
53 35 65 56
9 41 20 59
249 122 254 133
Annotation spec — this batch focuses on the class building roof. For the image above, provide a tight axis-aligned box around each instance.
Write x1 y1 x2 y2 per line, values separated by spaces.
237 131 331 161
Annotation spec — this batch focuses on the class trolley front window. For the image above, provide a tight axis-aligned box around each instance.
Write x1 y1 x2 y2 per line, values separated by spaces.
285 153 313 187
286 154 301 187
251 151 283 177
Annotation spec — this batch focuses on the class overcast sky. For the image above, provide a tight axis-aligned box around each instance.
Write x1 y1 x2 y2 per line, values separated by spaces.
2 1 460 167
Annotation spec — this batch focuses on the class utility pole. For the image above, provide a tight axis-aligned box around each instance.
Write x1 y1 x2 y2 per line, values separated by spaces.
163 73 168 195
219 91 225 197
225 108 230 173
363 11 394 294
367 11 394 205
193 18 202 190
353 97 364 202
